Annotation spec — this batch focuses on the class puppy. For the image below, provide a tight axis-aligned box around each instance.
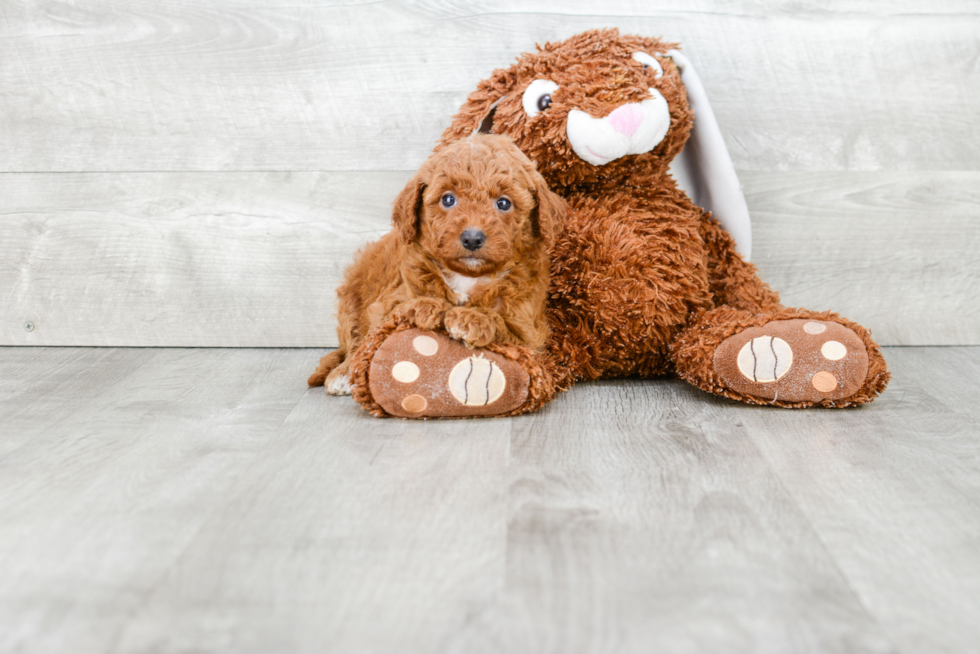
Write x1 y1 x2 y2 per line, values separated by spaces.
309 134 566 395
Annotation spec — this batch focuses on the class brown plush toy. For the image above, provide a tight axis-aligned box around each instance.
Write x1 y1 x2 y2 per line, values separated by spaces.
321 28 889 417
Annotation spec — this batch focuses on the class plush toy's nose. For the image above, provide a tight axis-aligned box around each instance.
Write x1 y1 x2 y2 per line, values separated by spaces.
460 228 486 251
607 103 644 137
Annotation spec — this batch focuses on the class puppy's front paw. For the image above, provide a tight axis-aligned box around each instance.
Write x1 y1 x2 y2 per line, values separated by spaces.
444 307 495 348
393 297 449 330
395 297 450 329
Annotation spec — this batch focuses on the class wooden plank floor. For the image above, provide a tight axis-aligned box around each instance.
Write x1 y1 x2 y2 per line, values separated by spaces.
1 346 978 653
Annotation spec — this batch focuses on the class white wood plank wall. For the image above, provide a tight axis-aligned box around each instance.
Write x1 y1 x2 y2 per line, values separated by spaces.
2 0 978 346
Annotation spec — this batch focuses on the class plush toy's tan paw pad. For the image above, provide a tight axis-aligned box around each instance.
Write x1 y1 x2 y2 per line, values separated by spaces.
713 319 869 403
368 328 529 418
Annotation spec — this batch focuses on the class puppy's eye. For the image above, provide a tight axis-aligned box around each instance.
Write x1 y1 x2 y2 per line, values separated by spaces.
441 192 456 208
495 197 512 212
522 79 560 118
632 52 664 80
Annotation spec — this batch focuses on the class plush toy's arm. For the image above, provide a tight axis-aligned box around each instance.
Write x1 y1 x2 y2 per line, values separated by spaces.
700 211 781 313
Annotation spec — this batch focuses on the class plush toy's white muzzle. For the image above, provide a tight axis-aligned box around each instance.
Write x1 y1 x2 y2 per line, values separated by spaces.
566 89 671 166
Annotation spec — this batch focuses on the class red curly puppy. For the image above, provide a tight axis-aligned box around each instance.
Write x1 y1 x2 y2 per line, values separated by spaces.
309 134 566 396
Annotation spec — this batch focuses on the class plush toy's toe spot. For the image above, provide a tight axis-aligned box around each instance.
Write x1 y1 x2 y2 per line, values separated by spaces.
821 340 847 361
713 319 870 404
811 371 838 393
401 394 428 413
368 328 530 418
736 336 793 383
391 361 420 383
413 335 439 356
448 356 506 406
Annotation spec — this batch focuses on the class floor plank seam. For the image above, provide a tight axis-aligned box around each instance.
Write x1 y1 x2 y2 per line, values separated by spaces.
740 430 903 652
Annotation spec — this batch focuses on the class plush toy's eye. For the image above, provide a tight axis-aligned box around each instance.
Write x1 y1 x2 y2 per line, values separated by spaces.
632 52 664 80
441 192 456 208
522 79 560 118
495 197 512 212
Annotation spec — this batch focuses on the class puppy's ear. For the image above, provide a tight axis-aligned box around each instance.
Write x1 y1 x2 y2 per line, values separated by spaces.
528 169 567 249
392 173 427 243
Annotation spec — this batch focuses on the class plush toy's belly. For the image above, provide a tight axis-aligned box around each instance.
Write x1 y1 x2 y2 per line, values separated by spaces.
547 190 711 380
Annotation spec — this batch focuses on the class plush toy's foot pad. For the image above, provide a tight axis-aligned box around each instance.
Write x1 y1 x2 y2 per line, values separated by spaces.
713 319 869 403
369 328 530 418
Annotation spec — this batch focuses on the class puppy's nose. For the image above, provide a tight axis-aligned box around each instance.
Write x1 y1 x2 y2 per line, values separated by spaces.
460 228 486 251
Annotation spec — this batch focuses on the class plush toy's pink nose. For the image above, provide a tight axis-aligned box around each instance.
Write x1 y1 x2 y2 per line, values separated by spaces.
607 104 644 137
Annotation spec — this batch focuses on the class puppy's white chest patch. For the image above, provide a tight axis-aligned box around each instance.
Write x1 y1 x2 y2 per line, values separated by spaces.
442 271 490 305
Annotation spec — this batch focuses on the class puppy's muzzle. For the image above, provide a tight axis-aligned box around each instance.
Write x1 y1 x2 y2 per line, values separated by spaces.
460 228 486 251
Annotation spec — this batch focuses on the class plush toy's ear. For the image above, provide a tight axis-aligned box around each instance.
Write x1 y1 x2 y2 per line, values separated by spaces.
528 169 567 248
440 69 517 146
392 173 427 243
664 48 753 260
475 97 506 135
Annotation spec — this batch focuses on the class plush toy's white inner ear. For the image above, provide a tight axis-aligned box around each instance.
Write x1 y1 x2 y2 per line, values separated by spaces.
522 79 559 118
664 49 753 260
632 52 663 79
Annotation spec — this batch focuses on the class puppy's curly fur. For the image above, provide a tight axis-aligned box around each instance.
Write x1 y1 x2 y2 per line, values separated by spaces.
308 134 566 394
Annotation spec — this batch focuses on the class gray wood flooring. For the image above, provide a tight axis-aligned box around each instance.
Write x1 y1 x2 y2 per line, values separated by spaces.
1 345 978 653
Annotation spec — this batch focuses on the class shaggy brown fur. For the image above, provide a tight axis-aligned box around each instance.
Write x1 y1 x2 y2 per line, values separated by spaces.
422 28 888 409
308 134 566 392
394 30 884 411
330 28 888 415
